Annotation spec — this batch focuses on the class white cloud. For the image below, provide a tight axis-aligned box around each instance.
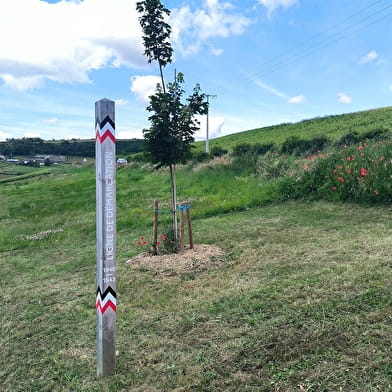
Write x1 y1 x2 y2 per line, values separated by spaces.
194 114 225 141
288 94 306 104
1 74 44 91
115 99 128 106
43 117 59 124
258 0 299 16
170 0 251 56
24 132 40 138
337 92 352 104
130 75 162 104
0 0 145 90
211 47 224 56
0 130 11 141
359 50 378 64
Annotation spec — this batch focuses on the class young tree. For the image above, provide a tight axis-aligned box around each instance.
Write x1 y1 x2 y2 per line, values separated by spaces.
136 0 208 251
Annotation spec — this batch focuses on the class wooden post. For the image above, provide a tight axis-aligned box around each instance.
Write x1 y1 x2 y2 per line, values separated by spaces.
186 205 194 249
179 203 185 253
152 200 159 255
95 98 117 377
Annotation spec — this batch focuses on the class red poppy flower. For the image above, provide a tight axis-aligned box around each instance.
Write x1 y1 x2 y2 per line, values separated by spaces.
331 186 337 191
161 235 167 240
360 168 368 176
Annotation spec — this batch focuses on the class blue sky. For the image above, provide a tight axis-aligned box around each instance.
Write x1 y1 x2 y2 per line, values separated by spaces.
1 0 392 142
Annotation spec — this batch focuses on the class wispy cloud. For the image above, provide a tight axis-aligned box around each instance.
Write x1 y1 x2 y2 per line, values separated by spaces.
358 50 378 64
257 0 299 16
288 94 306 104
43 117 58 124
246 74 289 99
115 99 128 106
337 92 352 104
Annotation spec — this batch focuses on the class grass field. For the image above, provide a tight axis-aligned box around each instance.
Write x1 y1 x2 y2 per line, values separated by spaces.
1 158 391 391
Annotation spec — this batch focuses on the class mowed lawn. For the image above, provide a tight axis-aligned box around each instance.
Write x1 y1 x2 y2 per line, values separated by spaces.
1 163 391 392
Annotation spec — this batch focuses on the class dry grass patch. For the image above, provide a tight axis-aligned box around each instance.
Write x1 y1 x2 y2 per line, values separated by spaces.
126 244 225 277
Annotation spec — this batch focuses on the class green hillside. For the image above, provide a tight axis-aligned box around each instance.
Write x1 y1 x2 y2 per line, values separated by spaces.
198 106 392 151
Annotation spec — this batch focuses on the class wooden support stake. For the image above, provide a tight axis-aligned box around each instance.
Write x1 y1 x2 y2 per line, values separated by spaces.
179 203 185 253
152 200 159 255
95 98 117 377
186 206 194 249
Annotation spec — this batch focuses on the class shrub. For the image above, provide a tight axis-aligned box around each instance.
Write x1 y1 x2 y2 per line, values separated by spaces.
192 150 210 163
362 127 391 142
210 145 228 157
232 143 252 156
335 131 360 148
252 143 274 155
280 136 312 155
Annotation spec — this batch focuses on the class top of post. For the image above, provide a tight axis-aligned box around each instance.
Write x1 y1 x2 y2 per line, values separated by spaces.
95 99 115 124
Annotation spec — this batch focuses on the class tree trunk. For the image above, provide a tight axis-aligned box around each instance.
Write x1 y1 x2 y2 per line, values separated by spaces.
169 163 178 247
159 61 166 94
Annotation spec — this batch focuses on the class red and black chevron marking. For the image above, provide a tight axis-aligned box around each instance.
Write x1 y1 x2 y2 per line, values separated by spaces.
96 286 117 315
95 115 116 144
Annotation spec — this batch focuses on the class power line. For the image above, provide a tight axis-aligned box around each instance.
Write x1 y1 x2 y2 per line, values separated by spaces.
247 1 392 80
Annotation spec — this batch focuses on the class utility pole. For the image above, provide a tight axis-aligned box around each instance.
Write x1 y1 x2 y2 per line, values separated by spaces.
205 94 217 153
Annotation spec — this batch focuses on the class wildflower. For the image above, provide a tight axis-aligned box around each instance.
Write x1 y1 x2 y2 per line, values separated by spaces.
374 190 379 195
331 186 337 191
360 168 368 176
346 169 352 174
161 235 167 240
346 157 351 161
137 241 142 246
380 156 385 161
351 155 356 160
360 153 364 157
333 169 337 173
343 144 348 149
337 177 345 183
358 146 363 151
338 165 343 169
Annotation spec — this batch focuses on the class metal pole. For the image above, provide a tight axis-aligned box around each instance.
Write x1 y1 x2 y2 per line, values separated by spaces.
95 98 117 377
205 94 217 153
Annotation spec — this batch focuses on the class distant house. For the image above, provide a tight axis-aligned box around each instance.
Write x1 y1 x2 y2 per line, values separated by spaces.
117 158 128 165
6 158 20 164
33 155 66 163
